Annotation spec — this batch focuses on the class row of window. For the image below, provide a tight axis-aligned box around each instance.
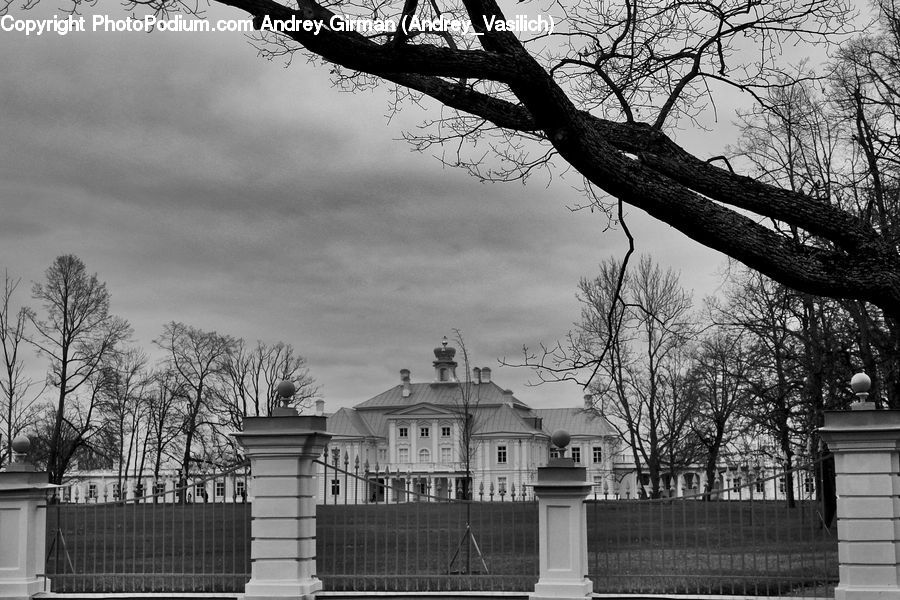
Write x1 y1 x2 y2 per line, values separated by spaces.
397 447 455 463
390 444 606 465
83 479 245 500
398 425 453 438
547 446 603 464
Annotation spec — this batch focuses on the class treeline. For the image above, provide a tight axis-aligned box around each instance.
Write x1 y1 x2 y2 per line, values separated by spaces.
530 255 891 508
0 255 318 489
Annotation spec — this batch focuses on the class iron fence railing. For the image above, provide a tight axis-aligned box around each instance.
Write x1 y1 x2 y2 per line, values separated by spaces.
43 462 251 593
587 458 839 596
315 458 539 592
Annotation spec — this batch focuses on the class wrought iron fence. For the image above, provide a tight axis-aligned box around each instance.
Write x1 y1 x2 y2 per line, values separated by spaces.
43 462 251 593
587 458 839 596
315 458 539 592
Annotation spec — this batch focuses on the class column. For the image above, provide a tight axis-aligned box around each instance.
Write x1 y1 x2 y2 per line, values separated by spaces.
0 437 52 600
820 409 900 600
388 421 396 463
233 415 331 600
530 433 593 600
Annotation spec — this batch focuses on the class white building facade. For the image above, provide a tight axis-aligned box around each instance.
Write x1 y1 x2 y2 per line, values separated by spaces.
315 339 623 503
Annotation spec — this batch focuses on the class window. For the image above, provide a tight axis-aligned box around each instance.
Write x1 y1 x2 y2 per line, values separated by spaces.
804 477 815 494
88 483 98 499
398 427 408 438
215 480 225 498
112 483 120 499
419 448 431 463
498 477 507 494
755 479 764 493
235 479 246 497
441 426 451 438
420 426 430 438
593 475 603 492
441 447 452 463
153 482 166 495
550 448 560 459
733 477 741 492
779 477 786 493
331 479 340 496
399 448 409 462
378 448 387 461
497 445 507 464
593 446 602 463
195 483 205 497
571 447 581 464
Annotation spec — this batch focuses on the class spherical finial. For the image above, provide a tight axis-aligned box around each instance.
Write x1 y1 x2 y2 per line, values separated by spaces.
551 429 571 449
276 380 296 399
11 435 31 455
851 372 871 394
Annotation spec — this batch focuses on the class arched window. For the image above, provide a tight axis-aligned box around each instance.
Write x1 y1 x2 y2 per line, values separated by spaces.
419 448 431 463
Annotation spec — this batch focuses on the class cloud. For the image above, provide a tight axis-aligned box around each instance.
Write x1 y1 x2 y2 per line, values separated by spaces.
0 6 725 410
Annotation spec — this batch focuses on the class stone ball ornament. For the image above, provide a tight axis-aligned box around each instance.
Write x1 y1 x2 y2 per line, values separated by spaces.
276 380 296 399
850 372 871 394
11 434 31 454
551 429 571 450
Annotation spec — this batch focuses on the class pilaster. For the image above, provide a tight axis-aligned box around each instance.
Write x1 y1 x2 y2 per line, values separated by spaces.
233 415 331 600
529 459 593 600
820 410 900 600
0 463 52 600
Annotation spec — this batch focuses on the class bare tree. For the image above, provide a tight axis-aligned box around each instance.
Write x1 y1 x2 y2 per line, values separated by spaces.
687 327 751 499
141 368 185 497
0 271 44 467
720 269 809 507
97 347 152 497
449 329 481 501
446 329 488 576
27 255 131 484
572 255 697 498
221 339 319 427
155 321 235 500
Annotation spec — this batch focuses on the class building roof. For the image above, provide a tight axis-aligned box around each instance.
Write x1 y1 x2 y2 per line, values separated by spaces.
534 408 616 437
328 406 376 438
475 404 547 437
327 339 616 443
355 381 530 411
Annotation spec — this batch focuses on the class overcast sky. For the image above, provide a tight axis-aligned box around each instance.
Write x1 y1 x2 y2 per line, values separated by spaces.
0 2 743 412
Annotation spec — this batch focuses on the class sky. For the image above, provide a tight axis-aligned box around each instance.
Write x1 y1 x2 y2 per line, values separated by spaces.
0 1 743 412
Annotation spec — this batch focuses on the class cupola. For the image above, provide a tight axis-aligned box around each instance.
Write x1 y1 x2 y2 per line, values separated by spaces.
433 336 459 383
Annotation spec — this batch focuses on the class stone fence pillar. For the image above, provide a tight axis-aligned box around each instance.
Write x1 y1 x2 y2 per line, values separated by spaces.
233 415 330 600
0 437 52 600
820 409 900 600
530 431 593 600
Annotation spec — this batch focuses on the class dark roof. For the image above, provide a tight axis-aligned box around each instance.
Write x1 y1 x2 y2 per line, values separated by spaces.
354 381 530 411
474 404 548 436
534 408 615 437
327 407 376 438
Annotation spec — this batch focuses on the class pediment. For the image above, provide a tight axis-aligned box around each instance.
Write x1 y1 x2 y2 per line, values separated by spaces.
385 403 459 418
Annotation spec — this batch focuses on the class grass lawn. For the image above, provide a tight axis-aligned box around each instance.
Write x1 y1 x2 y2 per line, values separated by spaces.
44 498 837 595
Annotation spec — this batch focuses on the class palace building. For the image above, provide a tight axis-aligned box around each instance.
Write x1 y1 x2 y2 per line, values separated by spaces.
315 338 624 503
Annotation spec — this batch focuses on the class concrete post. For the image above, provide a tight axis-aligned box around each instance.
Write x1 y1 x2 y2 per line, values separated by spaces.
819 409 900 600
233 415 331 600
530 432 593 600
0 438 52 600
